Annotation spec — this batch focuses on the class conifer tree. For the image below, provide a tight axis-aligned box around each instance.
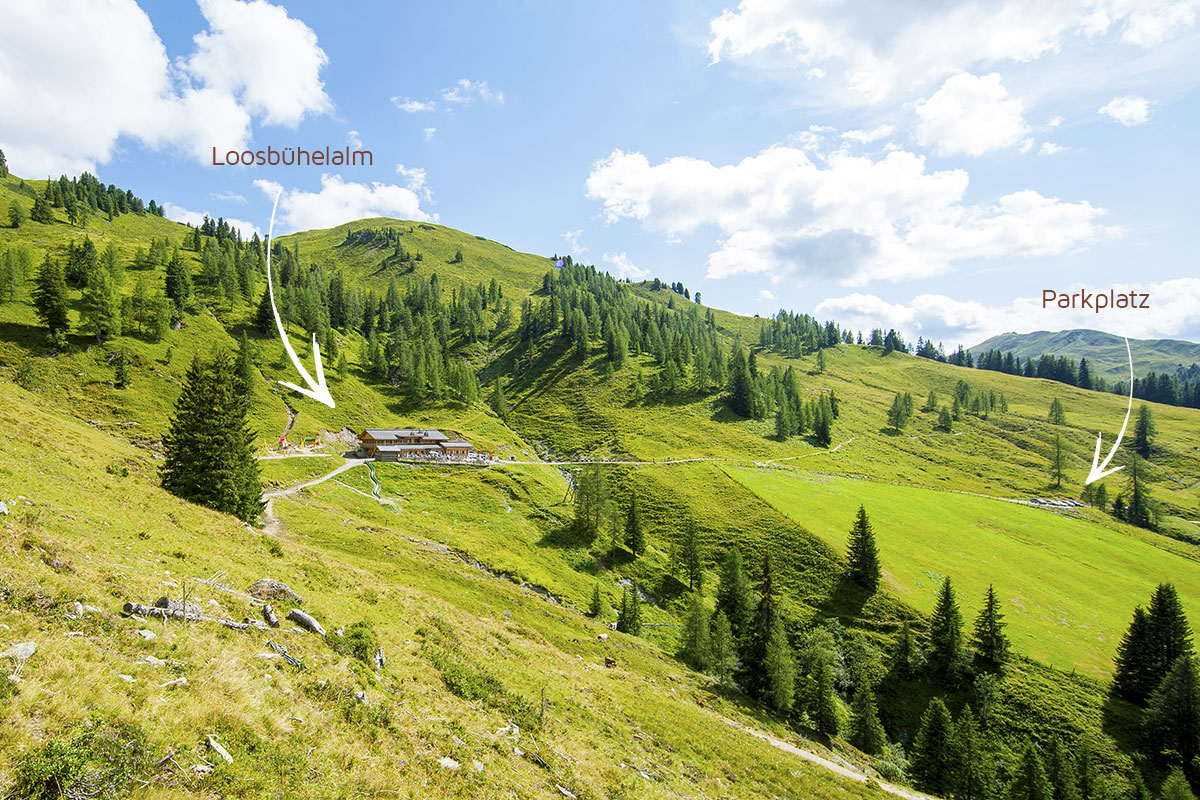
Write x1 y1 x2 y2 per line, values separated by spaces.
727 344 753 417
1075 743 1104 800
113 350 128 389
30 195 54 223
887 392 909 430
32 254 70 339
710 610 736 682
1049 397 1067 425
1148 583 1194 684
938 405 954 432
160 351 263 521
234 332 256 401
1050 434 1066 488
1113 606 1154 702
491 377 507 420
910 698 956 795
817 347 827 373
8 200 22 229
1133 404 1155 458
1160 768 1197 800
617 586 643 635
808 650 838 736
929 576 966 684
256 286 276 337
716 547 754 645
924 389 939 411
1143 654 1199 768
682 593 713 672
950 706 988 800
972 584 1010 669
846 505 881 592
622 490 644 555
742 551 781 698
849 683 886 755
763 614 796 715
892 620 922 679
683 520 703 591
0 147 6 177
1123 455 1155 530
589 583 607 618
1045 737 1082 800
1008 741 1054 800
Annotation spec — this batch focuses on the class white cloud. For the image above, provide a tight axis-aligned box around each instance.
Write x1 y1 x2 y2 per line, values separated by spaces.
707 0 1199 104
816 278 1200 344
759 289 777 301
346 130 362 149
0 0 331 176
1099 94 1153 125
1047 115 1065 128
915 73 1030 156
602 252 650 280
395 163 431 202
841 124 895 144
423 127 437 142
1039 141 1066 155
209 190 246 204
393 97 435 113
562 229 587 257
163 201 261 238
586 145 1117 286
254 174 435 233
441 79 504 105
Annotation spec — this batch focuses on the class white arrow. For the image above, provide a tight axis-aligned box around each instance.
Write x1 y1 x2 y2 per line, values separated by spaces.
1085 335 1132 484
264 189 335 408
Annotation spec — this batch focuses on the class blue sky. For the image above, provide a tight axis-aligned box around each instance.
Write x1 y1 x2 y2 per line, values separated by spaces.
2 0 1198 346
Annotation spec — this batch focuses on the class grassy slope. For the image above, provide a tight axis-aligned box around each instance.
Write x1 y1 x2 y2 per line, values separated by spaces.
970 328 1200 378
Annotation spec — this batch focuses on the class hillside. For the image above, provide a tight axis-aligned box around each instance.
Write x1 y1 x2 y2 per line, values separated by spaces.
971 329 1200 379
3 167 1200 798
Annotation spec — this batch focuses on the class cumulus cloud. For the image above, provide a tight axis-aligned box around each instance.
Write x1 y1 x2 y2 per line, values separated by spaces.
423 127 437 142
395 163 431 202
586 145 1116 286
346 130 363 149
0 0 331 176
815 278 1200 344
163 201 261 238
1099 95 1153 125
841 125 895 144
706 0 1199 104
915 73 1030 157
441 79 504 105
393 97 435 113
254 174 435 233
602 252 650 280
1039 141 1066 155
562 229 587 257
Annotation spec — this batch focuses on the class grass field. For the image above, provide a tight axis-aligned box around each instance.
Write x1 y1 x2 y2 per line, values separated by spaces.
724 465 1200 678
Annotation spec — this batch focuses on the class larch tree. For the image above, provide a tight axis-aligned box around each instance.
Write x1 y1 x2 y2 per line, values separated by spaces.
32 254 70 341
763 614 796 715
710 610 736 682
1049 397 1067 425
849 683 886 755
716 547 754 646
682 592 713 672
1049 434 1066 488
846 505 881 592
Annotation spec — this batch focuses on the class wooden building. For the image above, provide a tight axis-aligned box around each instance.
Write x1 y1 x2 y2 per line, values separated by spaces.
357 428 473 461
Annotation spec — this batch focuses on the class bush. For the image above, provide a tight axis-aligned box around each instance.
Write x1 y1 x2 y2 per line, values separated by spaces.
7 717 149 800
329 620 377 665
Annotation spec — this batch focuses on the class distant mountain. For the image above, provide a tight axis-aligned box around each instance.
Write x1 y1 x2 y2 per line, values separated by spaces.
970 329 1200 379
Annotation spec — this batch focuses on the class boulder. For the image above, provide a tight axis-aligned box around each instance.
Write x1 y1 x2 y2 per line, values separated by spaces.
154 596 203 616
247 579 303 605
2 642 37 660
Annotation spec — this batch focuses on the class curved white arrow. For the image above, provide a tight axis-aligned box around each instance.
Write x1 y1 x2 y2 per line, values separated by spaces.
1085 336 1132 484
265 189 335 408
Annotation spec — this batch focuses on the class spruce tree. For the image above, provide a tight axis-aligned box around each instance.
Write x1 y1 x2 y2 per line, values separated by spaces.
491 377 507 420
892 620 922 679
727 344 753 417
716 547 754 645
234 332 256 400
1147 583 1194 685
950 706 988 800
113 350 128 389
1133 404 1155 458
808 651 839 737
972 584 1010 669
929 576 966 684
1075 743 1103 800
1143 654 1199 768
8 199 22 229
1160 768 1197 800
1045 736 1082 800
682 593 713 672
1112 606 1154 702
0 147 6 177
32 254 70 338
849 683 886 755
589 584 608 619
846 505 881 591
1124 455 1155 530
160 351 263 521
910 698 956 795
741 551 780 699
1008 741 1053 800
625 490 644 555
710 610 736 682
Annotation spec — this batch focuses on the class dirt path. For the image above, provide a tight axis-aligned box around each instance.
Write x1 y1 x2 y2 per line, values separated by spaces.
280 403 297 440
261 458 370 535
723 718 935 800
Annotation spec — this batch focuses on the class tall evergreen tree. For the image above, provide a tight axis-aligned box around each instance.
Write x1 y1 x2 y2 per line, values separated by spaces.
1008 742 1053 800
892 620 922 679
849 683 886 755
741 551 781 699
682 593 713 672
763 614 796 715
950 706 989 800
910 698 957 795
887 392 909 430
588 583 608 619
32 254 70 339
1148 583 1194 684
112 350 128 389
1050 434 1066 488
1160 768 1197 800
625 490 645 555
716 547 754 645
0 147 7 177
80 266 120 343
1113 606 1155 702
1123 455 1155 530
727 344 753 417
8 199 22 229
710 610 736 683
1045 737 1082 800
846 505 881 591
490 377 507 420
1049 397 1067 425
972 584 1011 669
160 351 263 521
233 332 256 400
1143 654 1200 768
1133 404 1155 458
929 576 966 684
938 404 954 432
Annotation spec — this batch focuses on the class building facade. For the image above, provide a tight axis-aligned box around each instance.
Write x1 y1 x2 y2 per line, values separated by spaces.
357 428 473 461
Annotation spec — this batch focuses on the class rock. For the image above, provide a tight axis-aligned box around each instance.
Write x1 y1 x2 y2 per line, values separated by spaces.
604 656 618 669
248 579 303 605
137 629 157 640
154 596 203 616
335 627 345 637
206 735 233 764
354 690 368 704
2 642 37 660
43 555 74 573
438 757 460 771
